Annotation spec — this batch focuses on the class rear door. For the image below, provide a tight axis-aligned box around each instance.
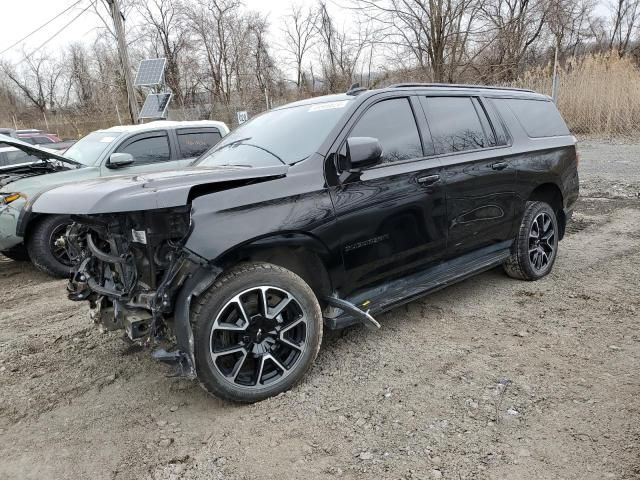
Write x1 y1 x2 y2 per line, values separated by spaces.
174 127 223 162
329 95 448 294
421 95 516 258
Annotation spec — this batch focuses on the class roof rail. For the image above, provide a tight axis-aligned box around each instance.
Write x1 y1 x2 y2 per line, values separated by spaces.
388 83 535 93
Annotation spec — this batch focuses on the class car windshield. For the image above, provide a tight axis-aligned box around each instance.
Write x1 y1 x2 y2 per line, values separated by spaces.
64 131 121 166
197 99 351 167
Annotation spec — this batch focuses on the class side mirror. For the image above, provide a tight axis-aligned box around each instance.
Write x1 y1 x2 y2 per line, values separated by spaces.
107 152 134 169
346 137 383 170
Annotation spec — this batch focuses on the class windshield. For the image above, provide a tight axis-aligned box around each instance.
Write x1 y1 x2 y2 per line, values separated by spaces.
197 99 351 167
64 131 122 166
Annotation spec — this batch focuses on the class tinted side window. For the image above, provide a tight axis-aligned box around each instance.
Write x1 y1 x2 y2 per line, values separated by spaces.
32 136 52 144
118 134 170 164
350 98 423 164
177 130 222 158
423 96 488 154
498 98 570 137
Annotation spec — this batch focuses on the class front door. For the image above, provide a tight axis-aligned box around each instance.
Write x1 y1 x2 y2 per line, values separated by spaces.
421 95 517 258
100 130 187 175
329 96 448 296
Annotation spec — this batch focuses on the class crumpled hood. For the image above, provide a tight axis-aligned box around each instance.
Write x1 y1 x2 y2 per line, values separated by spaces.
31 164 289 214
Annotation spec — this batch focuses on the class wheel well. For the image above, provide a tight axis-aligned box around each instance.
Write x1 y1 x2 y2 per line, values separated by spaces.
528 183 566 239
218 245 333 300
20 213 43 242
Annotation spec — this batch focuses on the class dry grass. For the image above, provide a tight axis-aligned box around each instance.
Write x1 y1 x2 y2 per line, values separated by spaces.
510 54 640 136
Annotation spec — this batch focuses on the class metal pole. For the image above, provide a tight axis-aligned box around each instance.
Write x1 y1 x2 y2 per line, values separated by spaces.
551 41 559 103
108 0 138 124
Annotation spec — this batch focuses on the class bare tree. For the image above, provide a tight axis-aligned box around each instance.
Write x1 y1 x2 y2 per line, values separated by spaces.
608 0 640 56
354 0 484 83
282 4 319 89
250 15 276 108
1 52 63 114
317 1 370 92
547 0 594 58
184 0 242 111
478 0 549 82
136 0 188 103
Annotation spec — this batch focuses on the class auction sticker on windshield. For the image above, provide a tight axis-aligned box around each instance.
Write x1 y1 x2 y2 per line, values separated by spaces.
308 100 349 112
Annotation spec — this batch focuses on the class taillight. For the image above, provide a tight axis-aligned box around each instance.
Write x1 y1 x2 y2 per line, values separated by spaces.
572 136 579 167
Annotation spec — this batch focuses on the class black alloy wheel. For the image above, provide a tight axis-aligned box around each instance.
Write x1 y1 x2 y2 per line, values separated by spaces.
193 262 323 403
528 211 556 271
209 286 309 387
503 201 559 281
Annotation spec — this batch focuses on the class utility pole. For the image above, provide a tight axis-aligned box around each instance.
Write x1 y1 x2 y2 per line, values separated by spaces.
107 0 138 124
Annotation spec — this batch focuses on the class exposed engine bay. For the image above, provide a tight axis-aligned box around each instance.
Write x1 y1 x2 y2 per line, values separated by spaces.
0 161 73 188
65 206 216 375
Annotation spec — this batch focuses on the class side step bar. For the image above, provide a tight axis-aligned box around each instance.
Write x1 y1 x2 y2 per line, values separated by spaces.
325 241 513 330
323 296 381 330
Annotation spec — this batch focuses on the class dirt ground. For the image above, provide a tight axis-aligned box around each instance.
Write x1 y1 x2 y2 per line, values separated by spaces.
1 140 639 480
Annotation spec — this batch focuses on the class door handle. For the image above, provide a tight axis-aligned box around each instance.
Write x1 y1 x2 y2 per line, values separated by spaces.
491 161 508 171
416 174 440 186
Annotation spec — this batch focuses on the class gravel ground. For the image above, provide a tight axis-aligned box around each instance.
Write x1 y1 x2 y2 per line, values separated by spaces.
1 140 639 480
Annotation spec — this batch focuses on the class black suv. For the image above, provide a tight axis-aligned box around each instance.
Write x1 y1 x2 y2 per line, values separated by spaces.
28 84 579 403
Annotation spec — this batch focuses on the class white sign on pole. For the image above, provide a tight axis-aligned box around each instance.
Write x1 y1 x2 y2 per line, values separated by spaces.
237 111 249 124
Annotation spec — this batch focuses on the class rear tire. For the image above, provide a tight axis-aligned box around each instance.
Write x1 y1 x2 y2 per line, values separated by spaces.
192 262 323 403
504 201 559 281
26 215 73 278
1 244 29 262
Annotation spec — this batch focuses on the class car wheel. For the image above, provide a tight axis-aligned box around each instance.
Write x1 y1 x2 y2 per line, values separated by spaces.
1 244 30 262
192 262 323 403
504 201 559 281
26 215 74 278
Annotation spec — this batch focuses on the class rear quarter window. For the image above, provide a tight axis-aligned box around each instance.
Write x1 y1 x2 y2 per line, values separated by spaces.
177 130 222 158
496 98 570 138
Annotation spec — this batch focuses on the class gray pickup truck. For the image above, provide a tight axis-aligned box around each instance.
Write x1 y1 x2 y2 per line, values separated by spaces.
0 120 229 276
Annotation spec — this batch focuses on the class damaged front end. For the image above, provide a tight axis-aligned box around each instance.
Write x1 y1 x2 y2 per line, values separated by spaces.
66 206 220 377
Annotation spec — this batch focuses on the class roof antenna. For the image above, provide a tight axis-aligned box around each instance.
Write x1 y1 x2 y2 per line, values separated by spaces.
346 82 367 96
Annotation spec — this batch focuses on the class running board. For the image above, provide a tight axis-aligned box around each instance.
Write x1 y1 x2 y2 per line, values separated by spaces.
323 296 381 330
327 241 512 330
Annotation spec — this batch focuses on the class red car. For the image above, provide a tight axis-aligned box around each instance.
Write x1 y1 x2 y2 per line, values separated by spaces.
16 130 62 145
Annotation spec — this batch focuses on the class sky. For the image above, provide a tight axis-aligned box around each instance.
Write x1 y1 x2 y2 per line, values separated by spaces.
0 0 323 62
0 0 610 64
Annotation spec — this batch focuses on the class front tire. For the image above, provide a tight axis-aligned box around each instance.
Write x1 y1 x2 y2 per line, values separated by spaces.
192 262 323 403
504 201 559 281
26 215 74 278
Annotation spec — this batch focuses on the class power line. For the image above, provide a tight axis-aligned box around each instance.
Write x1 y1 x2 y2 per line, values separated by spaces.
0 0 86 56
16 0 97 65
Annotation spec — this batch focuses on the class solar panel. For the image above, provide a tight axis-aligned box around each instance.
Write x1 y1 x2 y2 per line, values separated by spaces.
139 93 172 119
134 58 166 86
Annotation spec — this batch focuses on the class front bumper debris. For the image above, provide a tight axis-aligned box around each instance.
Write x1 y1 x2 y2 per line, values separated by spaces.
64 209 220 378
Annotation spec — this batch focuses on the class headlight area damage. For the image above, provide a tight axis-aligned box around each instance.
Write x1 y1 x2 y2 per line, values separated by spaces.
66 206 220 377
